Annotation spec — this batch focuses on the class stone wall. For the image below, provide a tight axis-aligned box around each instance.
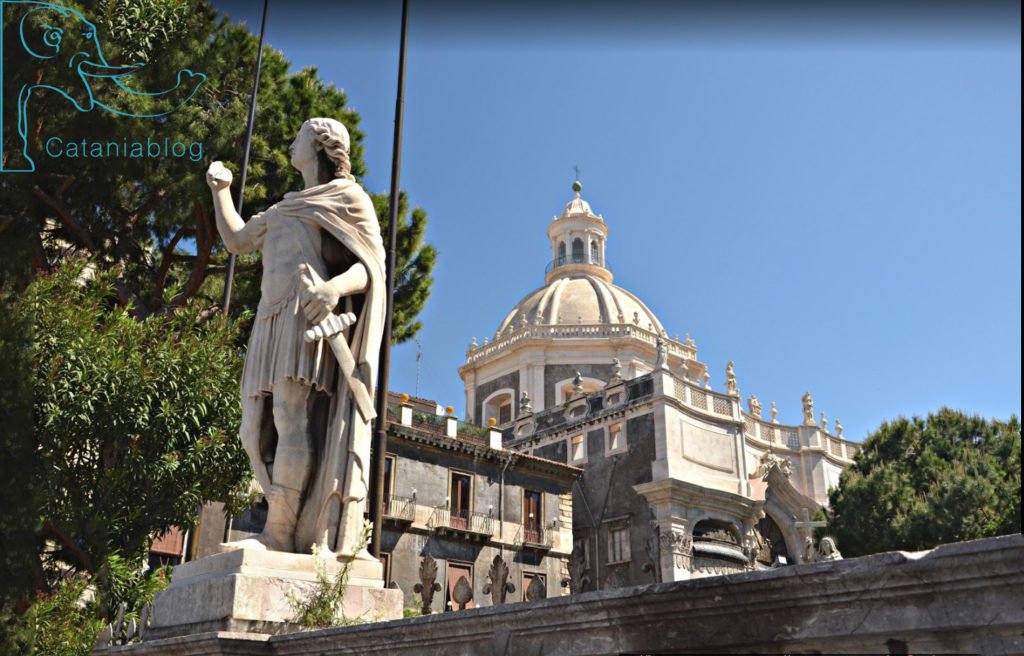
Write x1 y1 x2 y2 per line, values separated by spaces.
100 533 1024 655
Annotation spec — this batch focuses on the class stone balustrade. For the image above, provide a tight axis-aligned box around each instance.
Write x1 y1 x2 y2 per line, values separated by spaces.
465 322 697 364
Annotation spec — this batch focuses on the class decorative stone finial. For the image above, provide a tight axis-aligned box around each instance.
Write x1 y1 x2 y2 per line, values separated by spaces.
770 401 778 423
725 361 739 397
519 391 532 414
469 337 478 349
820 411 828 431
835 417 844 438
572 180 582 194
747 394 762 418
801 391 815 426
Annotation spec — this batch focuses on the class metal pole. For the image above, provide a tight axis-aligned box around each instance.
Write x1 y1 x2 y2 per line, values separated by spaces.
370 0 410 559
221 0 270 314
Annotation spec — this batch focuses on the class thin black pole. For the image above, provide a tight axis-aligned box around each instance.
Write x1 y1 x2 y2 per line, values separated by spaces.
370 0 410 559
221 0 270 314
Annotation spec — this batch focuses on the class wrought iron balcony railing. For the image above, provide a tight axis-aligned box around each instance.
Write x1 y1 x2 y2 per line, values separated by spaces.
544 254 609 275
515 524 553 549
383 495 416 522
428 507 494 539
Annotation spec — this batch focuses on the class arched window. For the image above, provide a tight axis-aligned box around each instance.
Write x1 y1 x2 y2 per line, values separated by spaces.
557 242 566 265
482 389 515 426
572 238 584 263
590 240 600 265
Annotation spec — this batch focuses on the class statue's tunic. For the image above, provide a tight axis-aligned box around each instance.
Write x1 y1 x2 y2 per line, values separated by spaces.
232 177 385 556
239 209 335 399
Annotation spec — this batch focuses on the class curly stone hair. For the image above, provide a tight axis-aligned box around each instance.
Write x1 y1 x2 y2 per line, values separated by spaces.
304 117 353 183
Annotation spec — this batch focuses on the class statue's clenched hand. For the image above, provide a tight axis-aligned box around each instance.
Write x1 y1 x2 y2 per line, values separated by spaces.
206 161 233 191
299 264 341 325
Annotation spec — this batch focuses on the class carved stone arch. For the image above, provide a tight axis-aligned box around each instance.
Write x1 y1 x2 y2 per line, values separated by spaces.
691 518 741 545
482 388 516 425
762 498 803 562
554 376 605 404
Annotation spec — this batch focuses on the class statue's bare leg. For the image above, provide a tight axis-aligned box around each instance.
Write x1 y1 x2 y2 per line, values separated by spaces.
239 395 271 494
250 379 313 552
222 380 313 552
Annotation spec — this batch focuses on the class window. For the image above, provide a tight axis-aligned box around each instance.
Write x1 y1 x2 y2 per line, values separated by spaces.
382 456 396 513
557 242 566 265
522 572 547 601
607 520 631 564
570 434 586 463
445 561 474 610
572 238 584 263
482 389 514 426
606 422 625 454
590 240 600 265
555 376 605 404
523 490 542 543
449 471 472 529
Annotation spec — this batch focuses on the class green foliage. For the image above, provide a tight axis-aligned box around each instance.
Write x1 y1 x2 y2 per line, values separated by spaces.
826 408 1022 557
0 261 251 620
371 192 438 344
2 0 435 342
16 577 104 656
288 522 372 628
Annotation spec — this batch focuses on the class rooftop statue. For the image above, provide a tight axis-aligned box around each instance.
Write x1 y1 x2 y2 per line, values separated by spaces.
206 118 385 559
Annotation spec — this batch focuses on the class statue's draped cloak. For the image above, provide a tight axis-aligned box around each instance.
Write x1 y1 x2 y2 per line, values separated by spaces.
244 178 385 555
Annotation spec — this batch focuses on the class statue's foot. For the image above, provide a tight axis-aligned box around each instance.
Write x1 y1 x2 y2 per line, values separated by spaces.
219 532 292 553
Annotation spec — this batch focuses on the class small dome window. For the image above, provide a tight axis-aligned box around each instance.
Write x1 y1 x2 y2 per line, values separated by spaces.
572 238 584 263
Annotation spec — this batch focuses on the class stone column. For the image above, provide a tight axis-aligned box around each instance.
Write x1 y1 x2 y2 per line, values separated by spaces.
656 519 692 582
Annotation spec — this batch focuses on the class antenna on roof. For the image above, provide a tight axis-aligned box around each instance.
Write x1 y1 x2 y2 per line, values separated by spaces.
415 337 423 397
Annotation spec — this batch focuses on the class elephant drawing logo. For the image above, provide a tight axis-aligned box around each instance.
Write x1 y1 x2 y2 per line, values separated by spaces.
1 0 206 172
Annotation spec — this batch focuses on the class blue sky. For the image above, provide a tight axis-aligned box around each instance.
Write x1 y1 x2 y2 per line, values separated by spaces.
212 1 1021 441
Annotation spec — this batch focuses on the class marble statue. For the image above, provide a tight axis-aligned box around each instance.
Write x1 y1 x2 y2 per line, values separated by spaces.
655 337 669 369
747 394 762 418
801 391 815 426
207 117 385 558
725 361 738 396
817 537 843 561
770 401 778 423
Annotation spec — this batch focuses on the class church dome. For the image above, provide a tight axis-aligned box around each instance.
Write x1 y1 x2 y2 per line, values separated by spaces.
497 274 666 334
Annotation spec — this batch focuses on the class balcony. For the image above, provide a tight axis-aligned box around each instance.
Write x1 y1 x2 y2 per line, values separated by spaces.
544 254 610 276
515 525 553 551
428 508 494 542
383 495 416 524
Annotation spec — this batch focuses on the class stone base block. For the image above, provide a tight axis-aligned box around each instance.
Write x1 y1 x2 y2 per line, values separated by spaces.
148 548 402 639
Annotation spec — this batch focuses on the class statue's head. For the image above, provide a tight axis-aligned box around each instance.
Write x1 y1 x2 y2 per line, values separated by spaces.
291 118 353 184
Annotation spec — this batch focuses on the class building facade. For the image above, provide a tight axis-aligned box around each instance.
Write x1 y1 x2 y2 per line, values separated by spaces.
458 182 859 587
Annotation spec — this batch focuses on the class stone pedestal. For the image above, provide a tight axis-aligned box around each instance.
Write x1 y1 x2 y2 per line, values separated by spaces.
148 548 402 639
